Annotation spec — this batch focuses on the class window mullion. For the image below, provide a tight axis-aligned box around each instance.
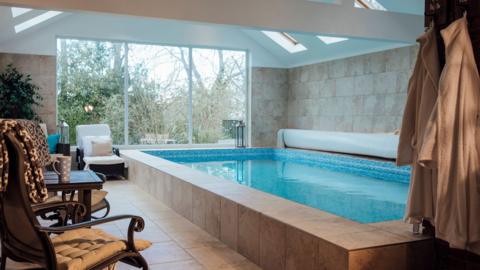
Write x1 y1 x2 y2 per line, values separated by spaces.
188 47 193 145
123 42 129 146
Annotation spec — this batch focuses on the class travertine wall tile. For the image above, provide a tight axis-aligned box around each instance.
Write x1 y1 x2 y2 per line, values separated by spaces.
251 67 289 147
0 53 57 133
285 45 417 133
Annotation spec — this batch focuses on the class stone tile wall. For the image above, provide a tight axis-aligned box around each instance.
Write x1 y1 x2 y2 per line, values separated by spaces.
250 45 418 147
0 53 57 133
251 68 288 147
286 45 418 133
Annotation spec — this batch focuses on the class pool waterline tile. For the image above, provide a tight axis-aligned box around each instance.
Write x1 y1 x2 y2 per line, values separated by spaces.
143 148 411 184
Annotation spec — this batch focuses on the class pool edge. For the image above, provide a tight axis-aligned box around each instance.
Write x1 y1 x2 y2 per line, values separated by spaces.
121 149 433 270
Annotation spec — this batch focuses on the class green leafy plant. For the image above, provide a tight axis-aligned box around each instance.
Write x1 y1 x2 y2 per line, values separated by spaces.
0 64 43 120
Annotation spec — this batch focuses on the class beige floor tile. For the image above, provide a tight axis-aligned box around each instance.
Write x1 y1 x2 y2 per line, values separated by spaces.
148 209 184 221
186 245 249 270
11 181 258 270
154 216 202 233
220 260 261 270
148 260 206 270
93 224 125 238
140 242 193 265
116 260 206 270
167 227 224 249
121 225 172 243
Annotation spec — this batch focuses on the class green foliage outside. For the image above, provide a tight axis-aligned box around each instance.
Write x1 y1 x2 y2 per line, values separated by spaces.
0 64 43 121
57 39 246 146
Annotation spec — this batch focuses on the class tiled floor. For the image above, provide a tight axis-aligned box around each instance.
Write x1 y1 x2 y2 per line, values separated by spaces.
5 180 259 270
105 181 260 269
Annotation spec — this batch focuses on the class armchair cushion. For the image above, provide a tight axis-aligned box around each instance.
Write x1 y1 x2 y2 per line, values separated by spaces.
83 155 125 170
52 228 151 270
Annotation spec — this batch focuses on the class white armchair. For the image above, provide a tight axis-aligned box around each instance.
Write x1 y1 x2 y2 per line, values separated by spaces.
76 124 125 179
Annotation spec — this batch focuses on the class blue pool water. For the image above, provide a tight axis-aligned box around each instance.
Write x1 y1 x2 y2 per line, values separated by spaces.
144 148 411 223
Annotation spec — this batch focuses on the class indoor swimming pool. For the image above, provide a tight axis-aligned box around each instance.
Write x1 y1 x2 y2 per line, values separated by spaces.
144 148 411 223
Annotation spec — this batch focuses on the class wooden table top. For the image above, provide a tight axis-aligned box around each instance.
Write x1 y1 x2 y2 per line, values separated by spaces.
44 170 103 191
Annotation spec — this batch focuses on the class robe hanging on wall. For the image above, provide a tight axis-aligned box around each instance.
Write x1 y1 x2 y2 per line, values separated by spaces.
397 26 440 225
419 15 480 254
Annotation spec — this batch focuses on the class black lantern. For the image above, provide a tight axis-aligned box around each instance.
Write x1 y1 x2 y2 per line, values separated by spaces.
235 120 246 148
58 120 69 144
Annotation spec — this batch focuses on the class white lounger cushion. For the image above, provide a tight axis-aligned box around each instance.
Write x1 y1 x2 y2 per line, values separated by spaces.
277 129 399 159
76 124 111 149
83 155 126 170
76 124 126 170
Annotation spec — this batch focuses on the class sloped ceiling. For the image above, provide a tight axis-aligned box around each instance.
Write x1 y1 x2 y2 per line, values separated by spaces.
0 1 423 68
378 0 423 15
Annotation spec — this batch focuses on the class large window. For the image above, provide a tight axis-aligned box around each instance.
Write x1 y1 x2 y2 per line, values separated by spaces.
192 48 247 144
57 38 248 146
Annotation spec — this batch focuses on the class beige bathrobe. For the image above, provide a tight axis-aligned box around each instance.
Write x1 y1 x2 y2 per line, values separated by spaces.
419 16 480 254
397 27 440 224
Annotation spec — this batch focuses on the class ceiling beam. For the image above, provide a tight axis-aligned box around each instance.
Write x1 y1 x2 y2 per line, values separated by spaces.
0 0 423 43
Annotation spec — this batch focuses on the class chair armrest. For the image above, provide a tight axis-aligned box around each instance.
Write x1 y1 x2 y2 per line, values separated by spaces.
33 201 87 225
32 201 85 214
37 214 142 232
37 215 145 252
113 147 120 157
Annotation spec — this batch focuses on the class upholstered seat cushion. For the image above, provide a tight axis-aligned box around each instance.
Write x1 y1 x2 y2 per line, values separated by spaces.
83 155 125 170
45 190 108 206
52 228 151 270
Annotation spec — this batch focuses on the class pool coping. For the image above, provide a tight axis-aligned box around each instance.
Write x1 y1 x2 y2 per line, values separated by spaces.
122 149 433 269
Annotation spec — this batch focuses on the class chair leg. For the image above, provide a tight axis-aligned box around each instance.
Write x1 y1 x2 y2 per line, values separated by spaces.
138 255 148 270
1 250 7 270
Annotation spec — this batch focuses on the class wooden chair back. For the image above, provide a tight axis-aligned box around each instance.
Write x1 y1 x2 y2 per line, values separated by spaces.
0 134 56 269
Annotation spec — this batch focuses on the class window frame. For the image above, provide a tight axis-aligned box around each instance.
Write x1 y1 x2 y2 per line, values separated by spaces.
56 35 251 148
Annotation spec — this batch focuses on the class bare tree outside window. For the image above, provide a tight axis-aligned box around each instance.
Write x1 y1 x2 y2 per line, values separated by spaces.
57 38 247 146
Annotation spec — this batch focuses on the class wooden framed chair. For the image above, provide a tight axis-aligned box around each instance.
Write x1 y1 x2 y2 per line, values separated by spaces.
0 133 150 270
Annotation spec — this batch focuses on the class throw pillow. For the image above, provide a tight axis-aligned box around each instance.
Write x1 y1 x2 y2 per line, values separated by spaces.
91 138 113 156
47 134 60 154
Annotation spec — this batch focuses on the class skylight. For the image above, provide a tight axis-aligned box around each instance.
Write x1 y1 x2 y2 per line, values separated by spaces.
11 7 32 18
14 11 62 33
354 0 387 11
262 31 307 53
317 35 349 45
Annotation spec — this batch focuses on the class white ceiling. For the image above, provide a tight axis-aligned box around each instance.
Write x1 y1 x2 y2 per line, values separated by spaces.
0 1 422 68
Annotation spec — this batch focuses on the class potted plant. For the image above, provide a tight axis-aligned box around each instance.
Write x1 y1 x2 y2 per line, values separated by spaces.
0 64 43 120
